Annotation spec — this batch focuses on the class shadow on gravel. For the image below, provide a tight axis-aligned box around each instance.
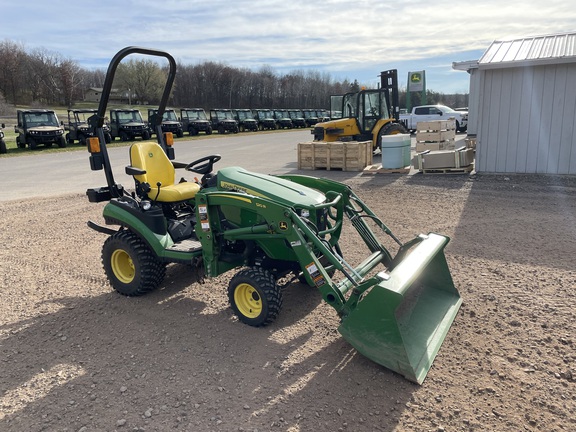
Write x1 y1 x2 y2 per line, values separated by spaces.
450 174 576 270
0 280 416 431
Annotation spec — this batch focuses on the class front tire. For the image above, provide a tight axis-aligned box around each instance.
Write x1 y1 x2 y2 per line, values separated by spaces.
102 230 166 296
228 267 282 327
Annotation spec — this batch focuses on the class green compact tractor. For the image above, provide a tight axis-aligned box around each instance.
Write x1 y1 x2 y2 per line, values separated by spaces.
86 47 461 384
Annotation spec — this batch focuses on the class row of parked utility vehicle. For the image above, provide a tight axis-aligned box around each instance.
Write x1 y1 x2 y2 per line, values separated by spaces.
8 107 330 151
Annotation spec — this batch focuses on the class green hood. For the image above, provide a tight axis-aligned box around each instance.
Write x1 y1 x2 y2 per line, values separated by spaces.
217 167 326 207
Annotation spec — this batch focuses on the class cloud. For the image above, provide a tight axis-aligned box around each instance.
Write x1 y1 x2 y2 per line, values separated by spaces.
3 0 576 93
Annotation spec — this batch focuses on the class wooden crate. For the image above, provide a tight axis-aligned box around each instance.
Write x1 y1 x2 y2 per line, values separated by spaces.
416 129 455 142
415 140 455 153
415 119 456 154
298 141 372 171
416 119 456 132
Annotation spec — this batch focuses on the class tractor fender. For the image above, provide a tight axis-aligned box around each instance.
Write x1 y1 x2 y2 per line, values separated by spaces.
102 199 173 256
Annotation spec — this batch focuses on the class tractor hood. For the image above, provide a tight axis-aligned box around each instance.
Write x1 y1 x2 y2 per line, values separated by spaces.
217 166 326 207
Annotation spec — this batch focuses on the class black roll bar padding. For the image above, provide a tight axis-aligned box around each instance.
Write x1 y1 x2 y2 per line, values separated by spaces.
93 47 177 197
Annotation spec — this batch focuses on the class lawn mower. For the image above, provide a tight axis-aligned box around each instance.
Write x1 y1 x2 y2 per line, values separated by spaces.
85 47 462 384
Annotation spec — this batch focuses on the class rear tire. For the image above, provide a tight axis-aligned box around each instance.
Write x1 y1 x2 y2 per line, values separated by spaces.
228 267 282 327
102 230 166 296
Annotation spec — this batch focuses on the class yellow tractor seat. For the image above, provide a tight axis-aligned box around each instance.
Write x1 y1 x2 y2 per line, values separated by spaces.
128 142 200 202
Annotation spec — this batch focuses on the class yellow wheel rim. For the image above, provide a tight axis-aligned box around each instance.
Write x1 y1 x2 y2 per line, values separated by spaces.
234 283 262 319
111 249 135 283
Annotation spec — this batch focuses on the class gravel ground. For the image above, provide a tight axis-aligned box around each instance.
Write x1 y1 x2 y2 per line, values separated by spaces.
0 171 575 432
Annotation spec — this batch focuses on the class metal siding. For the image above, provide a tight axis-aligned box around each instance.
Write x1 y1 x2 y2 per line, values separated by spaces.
467 69 481 135
549 65 568 174
494 70 510 172
537 66 556 173
559 65 576 174
476 71 492 171
526 68 545 172
502 69 521 172
515 68 534 173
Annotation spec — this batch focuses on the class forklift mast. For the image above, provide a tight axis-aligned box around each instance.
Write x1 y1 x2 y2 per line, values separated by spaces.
380 69 400 122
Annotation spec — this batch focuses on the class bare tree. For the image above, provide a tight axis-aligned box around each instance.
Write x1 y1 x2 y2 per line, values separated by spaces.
115 58 167 105
0 40 28 105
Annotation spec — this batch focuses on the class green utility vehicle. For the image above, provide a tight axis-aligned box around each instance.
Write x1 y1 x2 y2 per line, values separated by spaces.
287 109 307 128
254 109 277 130
109 108 150 141
180 108 212 136
209 109 239 134
66 109 112 145
147 108 184 138
86 47 462 384
15 109 66 149
233 109 258 132
302 109 319 127
273 109 293 129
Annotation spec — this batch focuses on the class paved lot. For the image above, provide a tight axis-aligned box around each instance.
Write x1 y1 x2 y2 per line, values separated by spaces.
0 130 468 202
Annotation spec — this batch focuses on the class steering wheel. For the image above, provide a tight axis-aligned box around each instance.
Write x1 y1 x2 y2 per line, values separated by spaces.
185 154 221 175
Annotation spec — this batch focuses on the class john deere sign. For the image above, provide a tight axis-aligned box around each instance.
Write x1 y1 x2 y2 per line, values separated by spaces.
408 71 425 92
406 70 426 111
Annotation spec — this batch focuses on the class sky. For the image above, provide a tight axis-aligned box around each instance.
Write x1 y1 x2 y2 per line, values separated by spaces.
3 0 576 94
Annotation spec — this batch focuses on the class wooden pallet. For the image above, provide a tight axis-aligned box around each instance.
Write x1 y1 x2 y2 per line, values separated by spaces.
362 164 410 175
420 165 474 175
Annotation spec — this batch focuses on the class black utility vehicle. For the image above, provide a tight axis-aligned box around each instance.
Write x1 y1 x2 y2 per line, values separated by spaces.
287 109 306 128
109 109 150 141
233 109 258 132
180 108 212 135
147 108 184 138
254 109 277 130
302 109 319 127
66 109 112 145
209 109 239 134
273 110 293 129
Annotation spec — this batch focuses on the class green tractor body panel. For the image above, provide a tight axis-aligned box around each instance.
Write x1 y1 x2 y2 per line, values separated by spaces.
102 199 202 262
217 167 326 208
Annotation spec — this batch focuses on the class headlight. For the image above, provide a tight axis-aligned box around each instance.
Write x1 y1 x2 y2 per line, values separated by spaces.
300 209 310 218
141 200 152 211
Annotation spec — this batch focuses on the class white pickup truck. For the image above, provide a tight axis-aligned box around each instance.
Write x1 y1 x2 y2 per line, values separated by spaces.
400 105 468 132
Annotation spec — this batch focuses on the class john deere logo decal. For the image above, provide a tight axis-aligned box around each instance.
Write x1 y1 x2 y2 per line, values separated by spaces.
148 152 154 158
279 221 288 231
410 73 421 83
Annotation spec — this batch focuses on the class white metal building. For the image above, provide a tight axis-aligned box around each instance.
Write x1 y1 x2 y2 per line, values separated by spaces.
453 32 576 174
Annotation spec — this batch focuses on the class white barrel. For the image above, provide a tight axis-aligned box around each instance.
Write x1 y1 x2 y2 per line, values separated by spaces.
381 134 411 169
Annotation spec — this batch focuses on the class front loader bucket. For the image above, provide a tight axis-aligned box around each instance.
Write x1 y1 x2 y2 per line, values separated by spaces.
338 233 461 384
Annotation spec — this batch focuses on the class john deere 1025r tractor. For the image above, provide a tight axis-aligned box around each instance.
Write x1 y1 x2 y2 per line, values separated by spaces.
86 47 461 384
